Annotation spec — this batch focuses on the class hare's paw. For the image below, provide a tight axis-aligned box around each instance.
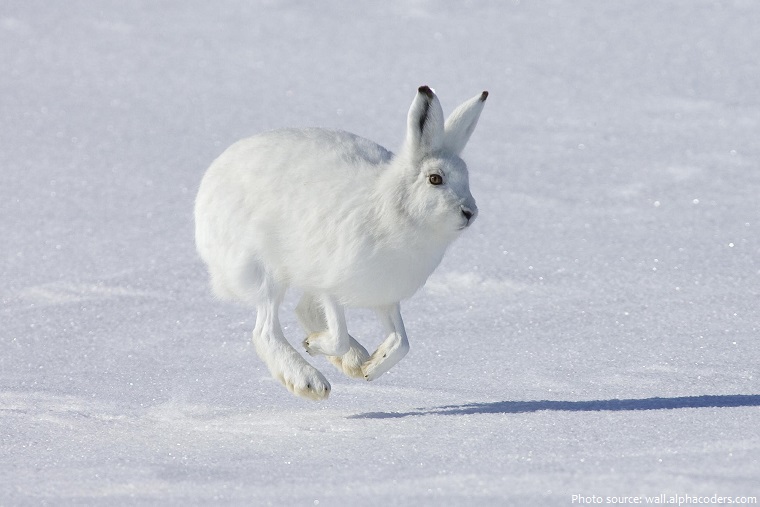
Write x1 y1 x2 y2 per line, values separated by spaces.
273 363 331 401
361 332 410 381
303 331 349 357
326 337 371 379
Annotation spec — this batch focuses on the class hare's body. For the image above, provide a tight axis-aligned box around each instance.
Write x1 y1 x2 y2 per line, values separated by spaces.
196 129 446 308
195 87 487 400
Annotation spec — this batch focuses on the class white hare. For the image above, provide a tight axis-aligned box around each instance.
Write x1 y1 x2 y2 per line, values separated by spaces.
195 86 487 400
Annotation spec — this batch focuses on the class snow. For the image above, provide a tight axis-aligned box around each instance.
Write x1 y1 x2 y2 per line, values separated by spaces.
2 0 759 504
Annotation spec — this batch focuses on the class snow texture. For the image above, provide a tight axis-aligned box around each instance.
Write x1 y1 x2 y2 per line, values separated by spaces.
2 1 759 505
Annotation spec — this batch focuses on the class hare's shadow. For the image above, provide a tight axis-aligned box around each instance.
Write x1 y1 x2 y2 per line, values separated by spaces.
348 394 760 419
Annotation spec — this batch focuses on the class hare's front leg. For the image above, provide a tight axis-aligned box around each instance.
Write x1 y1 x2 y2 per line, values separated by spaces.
361 303 410 381
252 290 330 400
296 293 370 379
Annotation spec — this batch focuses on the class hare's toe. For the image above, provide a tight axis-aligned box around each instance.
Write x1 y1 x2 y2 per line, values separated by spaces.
302 334 320 356
303 331 349 357
361 332 410 381
291 378 331 401
327 340 370 379
361 356 382 381
278 366 331 401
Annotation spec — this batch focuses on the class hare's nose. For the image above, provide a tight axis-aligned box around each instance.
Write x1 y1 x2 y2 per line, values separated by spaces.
461 206 474 222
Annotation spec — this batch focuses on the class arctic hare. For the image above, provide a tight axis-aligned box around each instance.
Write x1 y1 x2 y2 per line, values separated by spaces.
195 86 487 400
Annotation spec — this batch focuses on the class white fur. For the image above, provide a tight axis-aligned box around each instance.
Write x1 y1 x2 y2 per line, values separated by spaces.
195 86 487 400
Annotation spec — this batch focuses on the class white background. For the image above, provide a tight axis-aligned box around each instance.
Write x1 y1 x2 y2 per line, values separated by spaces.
2 1 758 504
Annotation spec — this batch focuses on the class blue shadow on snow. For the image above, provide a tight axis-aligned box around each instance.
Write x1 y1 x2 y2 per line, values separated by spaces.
348 394 760 419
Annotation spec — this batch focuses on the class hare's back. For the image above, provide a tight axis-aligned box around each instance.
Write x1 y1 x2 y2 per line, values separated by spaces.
204 129 391 221
223 127 391 180
289 128 393 166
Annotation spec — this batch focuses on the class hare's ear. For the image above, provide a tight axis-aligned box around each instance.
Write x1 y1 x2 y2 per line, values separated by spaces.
443 91 488 155
404 86 445 158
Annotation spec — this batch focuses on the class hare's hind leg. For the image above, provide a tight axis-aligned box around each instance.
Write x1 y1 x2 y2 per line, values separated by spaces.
361 303 410 381
296 293 370 380
252 285 330 400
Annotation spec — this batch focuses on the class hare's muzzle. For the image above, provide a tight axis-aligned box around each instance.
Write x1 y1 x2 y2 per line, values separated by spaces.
460 205 476 228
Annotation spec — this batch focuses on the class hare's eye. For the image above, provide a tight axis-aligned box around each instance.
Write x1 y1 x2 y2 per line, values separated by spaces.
428 174 443 186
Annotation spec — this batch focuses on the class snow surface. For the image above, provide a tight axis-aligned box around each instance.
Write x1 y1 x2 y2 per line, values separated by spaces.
2 0 759 505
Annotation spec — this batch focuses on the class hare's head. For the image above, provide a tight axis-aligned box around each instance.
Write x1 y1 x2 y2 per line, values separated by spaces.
392 86 487 236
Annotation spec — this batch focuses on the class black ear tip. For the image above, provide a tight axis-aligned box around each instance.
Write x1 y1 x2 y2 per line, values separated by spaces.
418 85 435 98
480 91 489 101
